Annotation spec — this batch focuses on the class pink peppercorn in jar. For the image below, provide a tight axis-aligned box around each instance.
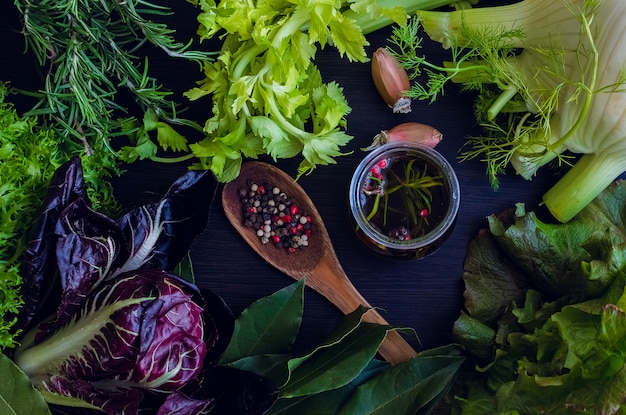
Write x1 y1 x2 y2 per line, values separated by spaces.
348 142 460 260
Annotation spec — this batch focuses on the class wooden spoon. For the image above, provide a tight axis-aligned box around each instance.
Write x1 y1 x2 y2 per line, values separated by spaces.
222 161 418 365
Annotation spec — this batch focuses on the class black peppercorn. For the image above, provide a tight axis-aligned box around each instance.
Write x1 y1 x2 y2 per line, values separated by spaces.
238 181 314 253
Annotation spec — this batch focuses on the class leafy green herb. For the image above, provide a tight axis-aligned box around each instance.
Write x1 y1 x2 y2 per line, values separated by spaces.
167 0 468 182
449 180 626 414
13 0 214 179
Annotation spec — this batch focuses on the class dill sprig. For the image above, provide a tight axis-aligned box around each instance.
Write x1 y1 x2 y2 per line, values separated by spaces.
13 0 215 175
387 8 619 194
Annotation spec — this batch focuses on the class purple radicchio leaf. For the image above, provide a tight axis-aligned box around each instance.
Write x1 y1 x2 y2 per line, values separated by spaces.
34 198 128 339
110 170 217 278
156 391 215 415
18 156 89 333
149 289 240 415
14 269 209 415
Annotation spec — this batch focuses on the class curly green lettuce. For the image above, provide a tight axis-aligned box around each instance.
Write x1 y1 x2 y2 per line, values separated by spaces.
0 83 116 349
0 84 65 348
449 179 626 414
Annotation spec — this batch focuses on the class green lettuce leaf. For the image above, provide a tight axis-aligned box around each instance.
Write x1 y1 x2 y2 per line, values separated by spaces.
451 180 626 414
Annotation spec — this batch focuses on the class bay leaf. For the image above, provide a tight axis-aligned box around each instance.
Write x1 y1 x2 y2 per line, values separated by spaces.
266 359 389 415
281 321 388 398
0 353 50 415
226 354 292 387
337 345 465 415
220 279 305 364
287 304 373 370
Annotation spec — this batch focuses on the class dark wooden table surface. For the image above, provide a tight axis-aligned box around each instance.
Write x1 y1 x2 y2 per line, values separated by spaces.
1 0 553 354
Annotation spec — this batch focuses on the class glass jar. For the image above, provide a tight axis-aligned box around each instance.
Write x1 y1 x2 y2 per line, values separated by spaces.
349 142 460 260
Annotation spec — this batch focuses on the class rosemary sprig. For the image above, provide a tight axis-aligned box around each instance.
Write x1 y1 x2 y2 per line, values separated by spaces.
13 0 215 177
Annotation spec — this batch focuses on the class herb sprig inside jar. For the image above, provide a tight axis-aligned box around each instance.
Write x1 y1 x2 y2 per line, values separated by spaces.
362 157 444 240
350 142 460 260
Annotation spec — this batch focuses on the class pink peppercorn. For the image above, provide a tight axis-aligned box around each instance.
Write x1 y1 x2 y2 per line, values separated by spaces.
240 181 313 254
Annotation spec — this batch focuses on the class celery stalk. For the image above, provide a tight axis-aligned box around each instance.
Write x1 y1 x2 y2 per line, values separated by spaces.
347 0 472 35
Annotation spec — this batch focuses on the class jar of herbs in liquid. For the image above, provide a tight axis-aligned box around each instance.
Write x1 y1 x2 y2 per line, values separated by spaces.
349 142 460 260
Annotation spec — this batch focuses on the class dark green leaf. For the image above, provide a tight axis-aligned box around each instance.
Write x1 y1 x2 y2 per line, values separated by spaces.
173 252 195 283
337 345 465 415
289 305 374 370
281 321 388 398
0 354 50 415
451 311 495 360
266 359 389 415
461 228 529 325
226 354 292 387
487 200 621 299
220 279 305 364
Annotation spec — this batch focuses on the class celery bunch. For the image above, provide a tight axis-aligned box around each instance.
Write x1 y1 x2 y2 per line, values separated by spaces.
181 0 475 182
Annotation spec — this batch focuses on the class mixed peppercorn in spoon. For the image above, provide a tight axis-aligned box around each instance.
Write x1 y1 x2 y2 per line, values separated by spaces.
238 181 314 253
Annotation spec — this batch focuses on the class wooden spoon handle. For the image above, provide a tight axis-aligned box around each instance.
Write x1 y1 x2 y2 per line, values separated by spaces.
309 255 418 365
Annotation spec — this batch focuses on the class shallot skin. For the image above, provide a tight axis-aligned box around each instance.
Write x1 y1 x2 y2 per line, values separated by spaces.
362 122 443 151
371 47 412 114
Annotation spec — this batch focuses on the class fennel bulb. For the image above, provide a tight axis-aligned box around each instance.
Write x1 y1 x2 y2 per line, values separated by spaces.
394 0 626 222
